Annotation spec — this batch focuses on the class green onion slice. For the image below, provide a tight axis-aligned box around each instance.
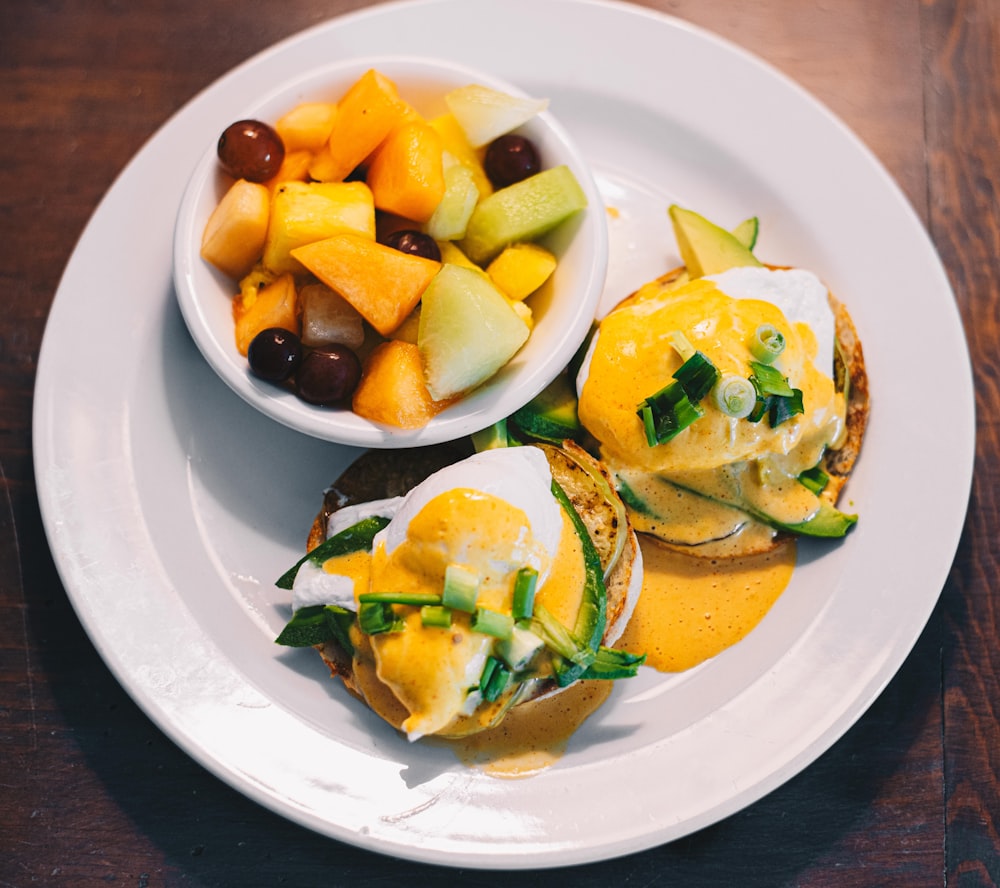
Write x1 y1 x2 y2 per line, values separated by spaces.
512 567 538 620
420 604 453 628
358 591 442 606
470 607 515 640
638 386 703 446
442 564 480 612
667 329 696 361
749 361 795 398
713 374 756 419
799 465 830 496
673 351 721 402
358 601 404 635
479 656 511 702
749 324 786 363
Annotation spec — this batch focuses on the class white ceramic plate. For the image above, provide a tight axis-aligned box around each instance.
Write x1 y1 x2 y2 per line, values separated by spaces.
173 55 607 448
33 0 974 871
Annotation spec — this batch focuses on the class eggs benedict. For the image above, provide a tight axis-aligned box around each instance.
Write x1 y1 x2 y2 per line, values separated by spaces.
275 441 643 741
575 205 868 557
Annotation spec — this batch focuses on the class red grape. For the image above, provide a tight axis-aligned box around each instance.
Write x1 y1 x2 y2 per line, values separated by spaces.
382 229 441 262
484 134 540 188
295 345 362 405
247 328 302 382
217 119 285 182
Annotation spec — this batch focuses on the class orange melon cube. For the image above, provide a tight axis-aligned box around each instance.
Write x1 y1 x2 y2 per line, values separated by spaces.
366 121 446 222
291 233 440 337
352 340 450 429
264 149 313 193
312 69 409 182
232 272 299 355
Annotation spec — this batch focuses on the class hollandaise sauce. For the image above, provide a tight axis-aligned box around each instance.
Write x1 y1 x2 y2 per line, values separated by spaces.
619 537 796 672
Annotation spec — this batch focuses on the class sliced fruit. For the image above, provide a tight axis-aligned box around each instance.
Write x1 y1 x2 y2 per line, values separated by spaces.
299 282 366 349
366 120 446 222
309 69 409 182
437 239 484 272
417 263 530 400
263 149 313 193
486 242 557 301
292 233 440 337
444 84 548 148
274 101 338 153
200 179 270 279
423 159 479 241
232 272 298 356
426 113 493 198
262 180 376 275
460 165 587 265
668 205 762 278
352 340 450 429
732 215 760 250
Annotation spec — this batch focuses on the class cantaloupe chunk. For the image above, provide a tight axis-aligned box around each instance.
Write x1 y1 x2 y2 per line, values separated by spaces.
201 179 270 279
232 272 298 355
291 233 441 337
427 113 493 198
486 243 557 301
275 101 338 152
264 149 313 193
366 121 446 222
352 340 449 429
310 69 409 182
262 181 376 275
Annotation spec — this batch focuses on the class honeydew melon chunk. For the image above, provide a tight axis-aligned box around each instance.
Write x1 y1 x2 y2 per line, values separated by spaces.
418 264 530 400
460 165 587 266
668 204 762 278
444 84 549 148
423 157 480 240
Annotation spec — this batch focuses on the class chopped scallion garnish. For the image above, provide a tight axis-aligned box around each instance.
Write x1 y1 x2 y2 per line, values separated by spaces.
358 601 403 635
420 604 453 628
512 567 538 620
479 656 511 702
749 361 795 398
667 329 696 361
799 465 830 496
358 591 442 607
713 374 756 419
442 564 480 612
470 607 514 639
749 324 786 363
748 361 804 427
637 351 720 446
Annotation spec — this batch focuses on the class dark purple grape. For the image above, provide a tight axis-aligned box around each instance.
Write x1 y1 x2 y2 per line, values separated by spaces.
247 327 302 382
382 229 441 262
484 134 541 189
295 345 362 406
217 119 285 182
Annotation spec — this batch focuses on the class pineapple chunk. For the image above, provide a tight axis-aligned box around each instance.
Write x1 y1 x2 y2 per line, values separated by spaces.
299 282 365 349
275 101 338 153
444 84 548 148
263 149 313 193
292 233 440 337
200 179 270 279
232 272 298 356
352 340 450 429
417 263 529 400
437 240 484 273
262 181 375 275
486 243 557 301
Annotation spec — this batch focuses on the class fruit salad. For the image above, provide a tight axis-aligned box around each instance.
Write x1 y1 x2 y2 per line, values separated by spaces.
199 68 589 429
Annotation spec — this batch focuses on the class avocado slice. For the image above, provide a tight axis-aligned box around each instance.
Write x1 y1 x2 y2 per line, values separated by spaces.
669 204 763 278
510 372 582 444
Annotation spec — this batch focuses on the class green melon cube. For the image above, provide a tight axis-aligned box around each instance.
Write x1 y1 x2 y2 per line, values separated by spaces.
459 165 587 266
418 264 530 400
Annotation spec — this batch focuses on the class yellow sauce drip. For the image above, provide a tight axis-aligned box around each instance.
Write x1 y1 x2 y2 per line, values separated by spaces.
451 681 613 778
618 536 796 672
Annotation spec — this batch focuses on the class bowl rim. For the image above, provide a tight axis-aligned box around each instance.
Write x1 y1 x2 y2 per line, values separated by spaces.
172 53 609 449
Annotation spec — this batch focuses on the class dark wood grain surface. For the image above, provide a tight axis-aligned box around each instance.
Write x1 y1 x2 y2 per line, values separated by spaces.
3 0 997 885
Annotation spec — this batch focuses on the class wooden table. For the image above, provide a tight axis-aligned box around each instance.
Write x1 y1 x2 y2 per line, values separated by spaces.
3 1 997 884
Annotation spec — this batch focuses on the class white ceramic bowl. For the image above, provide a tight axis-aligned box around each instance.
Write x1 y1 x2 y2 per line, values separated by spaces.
173 55 607 448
